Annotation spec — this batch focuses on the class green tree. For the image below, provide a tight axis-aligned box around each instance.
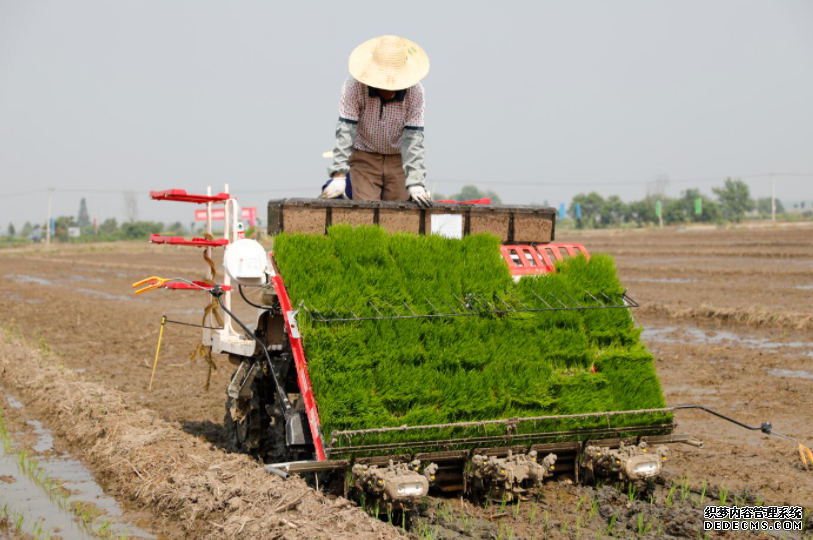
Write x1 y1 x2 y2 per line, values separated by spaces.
53 215 76 240
628 198 658 226
98 218 118 235
599 195 629 227
663 190 721 224
77 198 90 228
120 221 163 239
448 185 502 204
166 221 185 234
756 197 785 215
6 223 15 237
20 221 33 238
569 192 605 228
712 179 754 222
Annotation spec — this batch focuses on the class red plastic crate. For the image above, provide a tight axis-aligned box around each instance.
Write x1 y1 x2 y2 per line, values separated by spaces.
150 189 230 204
500 243 590 276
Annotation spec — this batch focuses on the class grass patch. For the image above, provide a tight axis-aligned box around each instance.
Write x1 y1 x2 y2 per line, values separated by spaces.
274 226 670 452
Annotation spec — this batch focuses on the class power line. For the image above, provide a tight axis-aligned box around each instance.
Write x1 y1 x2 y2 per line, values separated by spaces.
0 187 307 199
1 173 811 199
430 173 813 187
0 188 48 199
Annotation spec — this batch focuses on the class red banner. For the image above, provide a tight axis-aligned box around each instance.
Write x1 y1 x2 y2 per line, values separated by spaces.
195 207 257 226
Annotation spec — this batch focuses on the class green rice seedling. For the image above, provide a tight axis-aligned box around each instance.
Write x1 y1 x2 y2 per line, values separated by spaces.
273 227 670 449
700 481 707 508
665 485 678 508
635 513 653 536
576 494 587 512
718 487 728 506
513 498 521 518
606 513 618 535
529 504 537 525
499 494 508 514
588 498 598 520
627 482 636 502
680 475 691 502
459 510 470 533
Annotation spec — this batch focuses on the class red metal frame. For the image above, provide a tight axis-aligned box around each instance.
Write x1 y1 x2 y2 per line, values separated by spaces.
163 281 231 292
149 234 229 247
269 256 327 461
434 198 492 204
149 189 230 204
500 243 590 276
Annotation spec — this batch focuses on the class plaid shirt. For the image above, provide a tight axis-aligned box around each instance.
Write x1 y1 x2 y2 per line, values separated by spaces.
338 78 425 155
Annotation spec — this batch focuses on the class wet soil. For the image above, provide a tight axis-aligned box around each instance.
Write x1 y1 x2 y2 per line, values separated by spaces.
1 222 812 538
0 386 155 540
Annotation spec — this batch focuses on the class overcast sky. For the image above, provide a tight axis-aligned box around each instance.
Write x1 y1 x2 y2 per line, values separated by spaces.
1 0 812 228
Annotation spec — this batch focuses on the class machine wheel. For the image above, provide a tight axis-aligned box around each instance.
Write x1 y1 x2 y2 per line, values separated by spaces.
224 366 313 464
224 369 288 463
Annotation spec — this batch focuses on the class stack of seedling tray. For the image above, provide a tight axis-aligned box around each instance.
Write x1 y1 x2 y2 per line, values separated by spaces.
267 198 556 243
273 226 672 457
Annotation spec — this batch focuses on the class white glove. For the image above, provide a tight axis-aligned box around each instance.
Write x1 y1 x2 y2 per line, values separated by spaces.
320 176 347 199
408 185 432 208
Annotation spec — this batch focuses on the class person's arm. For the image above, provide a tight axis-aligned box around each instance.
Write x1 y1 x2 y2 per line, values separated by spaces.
401 84 430 206
400 128 425 188
400 83 426 188
327 120 357 179
327 79 361 179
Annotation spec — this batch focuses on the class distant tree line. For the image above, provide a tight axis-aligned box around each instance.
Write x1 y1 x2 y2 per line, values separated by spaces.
568 179 792 229
1 197 189 244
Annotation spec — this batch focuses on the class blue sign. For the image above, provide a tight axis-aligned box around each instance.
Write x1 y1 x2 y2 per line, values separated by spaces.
50 218 54 236
575 203 582 219
559 203 565 218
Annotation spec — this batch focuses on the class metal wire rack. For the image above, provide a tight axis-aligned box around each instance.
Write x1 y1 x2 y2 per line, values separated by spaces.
301 289 638 324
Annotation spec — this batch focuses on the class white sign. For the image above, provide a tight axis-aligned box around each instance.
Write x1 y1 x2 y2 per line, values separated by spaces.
68 227 81 238
430 214 463 239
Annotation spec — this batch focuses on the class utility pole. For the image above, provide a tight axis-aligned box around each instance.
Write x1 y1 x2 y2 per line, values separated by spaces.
46 187 54 246
771 173 776 222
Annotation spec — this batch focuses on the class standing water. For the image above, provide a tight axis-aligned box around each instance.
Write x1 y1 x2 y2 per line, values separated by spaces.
0 387 155 540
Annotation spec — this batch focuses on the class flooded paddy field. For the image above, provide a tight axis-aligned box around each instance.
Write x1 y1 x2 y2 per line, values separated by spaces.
1 222 812 538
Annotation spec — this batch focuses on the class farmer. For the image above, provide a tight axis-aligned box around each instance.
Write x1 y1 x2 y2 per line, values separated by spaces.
321 35 432 207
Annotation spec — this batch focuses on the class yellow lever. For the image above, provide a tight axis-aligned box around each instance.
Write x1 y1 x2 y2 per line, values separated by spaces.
132 276 170 295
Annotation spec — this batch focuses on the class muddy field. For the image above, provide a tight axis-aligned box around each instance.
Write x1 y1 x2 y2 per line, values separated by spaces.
0 221 812 539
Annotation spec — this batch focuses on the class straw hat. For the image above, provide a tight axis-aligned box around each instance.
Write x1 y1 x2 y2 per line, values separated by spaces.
348 35 430 91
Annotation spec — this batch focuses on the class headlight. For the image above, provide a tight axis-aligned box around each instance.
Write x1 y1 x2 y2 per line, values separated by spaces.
631 461 659 477
396 482 426 497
